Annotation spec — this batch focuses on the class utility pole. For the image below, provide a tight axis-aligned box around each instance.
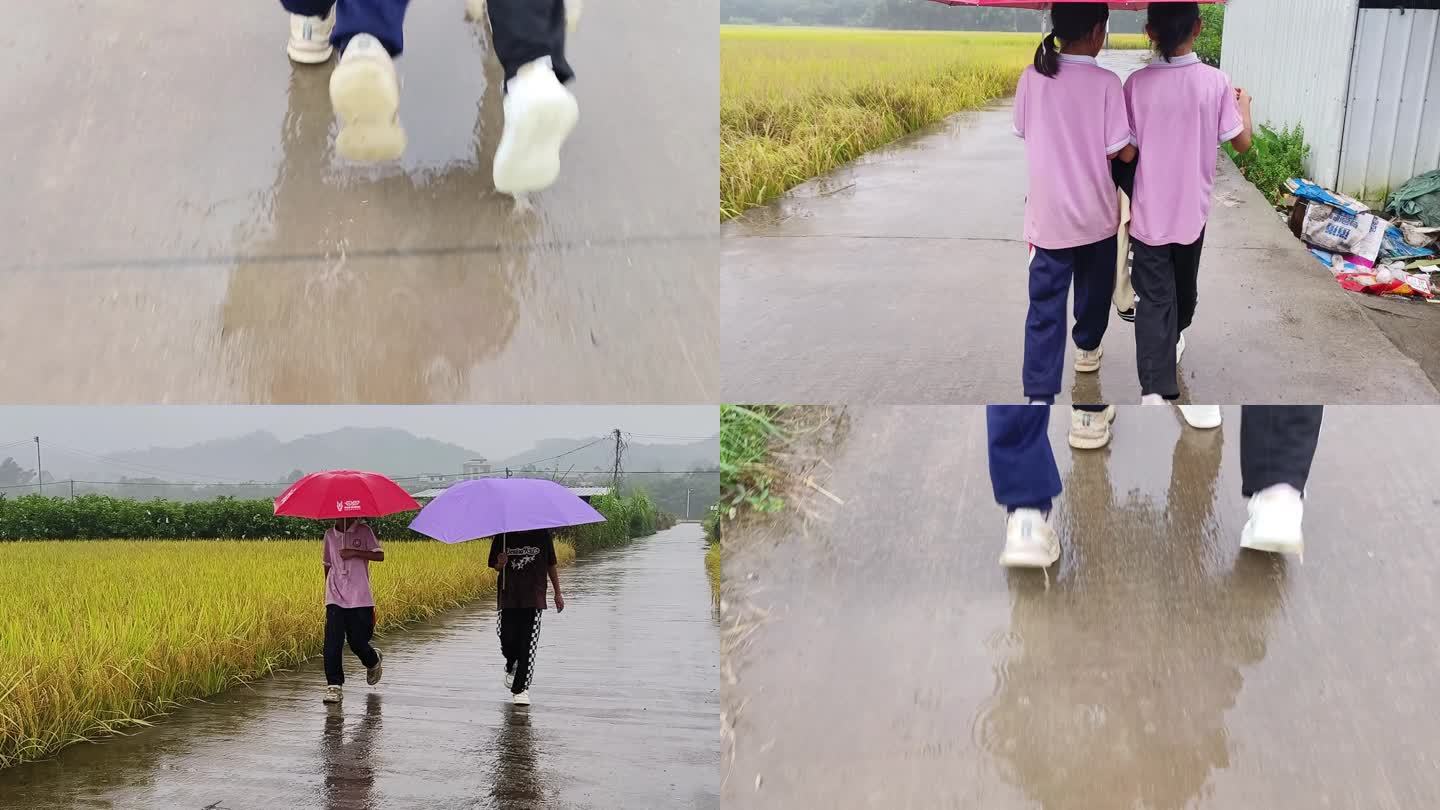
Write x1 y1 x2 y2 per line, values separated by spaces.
611 429 625 494
33 437 41 497
685 488 692 520
70 479 75 500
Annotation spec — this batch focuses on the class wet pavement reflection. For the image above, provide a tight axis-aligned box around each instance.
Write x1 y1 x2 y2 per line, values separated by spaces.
0 525 718 809
0 0 717 402
723 406 1440 809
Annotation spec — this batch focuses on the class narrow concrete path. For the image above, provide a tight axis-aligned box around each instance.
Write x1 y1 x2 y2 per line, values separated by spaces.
724 406 1440 808
0 0 717 402
0 525 718 809
721 50 1439 404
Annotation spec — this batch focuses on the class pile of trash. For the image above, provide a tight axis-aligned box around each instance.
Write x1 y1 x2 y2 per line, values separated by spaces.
1283 177 1440 301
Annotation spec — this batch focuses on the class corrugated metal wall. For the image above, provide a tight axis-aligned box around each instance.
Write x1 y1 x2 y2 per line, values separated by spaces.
1221 0 1358 190
1337 8 1440 203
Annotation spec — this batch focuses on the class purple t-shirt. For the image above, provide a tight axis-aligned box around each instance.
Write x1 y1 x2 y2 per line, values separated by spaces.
1123 54 1244 246
1013 56 1133 250
323 523 383 608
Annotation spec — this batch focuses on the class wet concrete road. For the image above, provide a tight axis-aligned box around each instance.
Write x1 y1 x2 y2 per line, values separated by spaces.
721 50 1439 404
0 0 717 402
723 406 1440 809
0 525 718 809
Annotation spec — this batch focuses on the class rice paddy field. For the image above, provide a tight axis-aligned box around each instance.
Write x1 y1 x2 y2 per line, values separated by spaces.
0 539 575 767
720 26 1147 219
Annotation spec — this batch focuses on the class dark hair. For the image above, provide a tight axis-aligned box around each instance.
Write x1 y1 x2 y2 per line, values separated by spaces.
1147 3 1201 62
1034 4 1110 78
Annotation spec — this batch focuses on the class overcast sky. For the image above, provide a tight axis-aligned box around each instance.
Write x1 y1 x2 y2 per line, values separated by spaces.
0 406 718 457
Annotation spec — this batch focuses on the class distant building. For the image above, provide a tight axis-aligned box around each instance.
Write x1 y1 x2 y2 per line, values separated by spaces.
1223 0 1440 202
463 458 492 478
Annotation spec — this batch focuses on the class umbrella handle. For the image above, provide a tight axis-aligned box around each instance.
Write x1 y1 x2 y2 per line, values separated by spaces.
499 533 506 592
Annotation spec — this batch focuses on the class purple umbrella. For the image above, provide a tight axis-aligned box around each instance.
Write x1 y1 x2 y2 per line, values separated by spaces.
409 478 606 542
408 478 607 590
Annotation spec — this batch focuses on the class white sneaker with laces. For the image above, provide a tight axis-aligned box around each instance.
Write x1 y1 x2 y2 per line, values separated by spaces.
329 33 406 162
366 652 383 685
1141 393 1165 405
505 664 515 690
1176 331 1187 364
288 11 335 64
999 509 1059 568
1074 345 1103 373
512 690 531 706
323 684 343 704
1068 406 1115 450
1240 484 1304 556
493 57 579 195
1178 405 1222 429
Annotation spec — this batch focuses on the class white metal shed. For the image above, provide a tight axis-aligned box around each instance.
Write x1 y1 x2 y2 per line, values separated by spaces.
1222 0 1440 203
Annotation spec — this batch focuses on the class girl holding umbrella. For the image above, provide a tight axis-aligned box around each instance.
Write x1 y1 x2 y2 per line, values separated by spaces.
410 478 604 706
274 470 420 704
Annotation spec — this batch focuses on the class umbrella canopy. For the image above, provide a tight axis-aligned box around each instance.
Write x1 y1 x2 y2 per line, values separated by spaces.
408 478 606 544
930 1 1222 8
273 470 419 519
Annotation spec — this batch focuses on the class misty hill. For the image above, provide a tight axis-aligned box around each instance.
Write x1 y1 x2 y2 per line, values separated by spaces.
41 428 717 483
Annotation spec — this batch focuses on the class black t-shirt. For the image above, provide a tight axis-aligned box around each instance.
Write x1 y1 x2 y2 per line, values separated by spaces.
489 529 558 610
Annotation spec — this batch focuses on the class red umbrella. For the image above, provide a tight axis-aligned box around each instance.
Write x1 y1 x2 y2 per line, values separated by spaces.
273 470 419 519
930 1 1222 8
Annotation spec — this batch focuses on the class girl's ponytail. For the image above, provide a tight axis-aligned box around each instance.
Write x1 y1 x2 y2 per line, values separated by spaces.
1034 32 1061 78
1034 4 1109 79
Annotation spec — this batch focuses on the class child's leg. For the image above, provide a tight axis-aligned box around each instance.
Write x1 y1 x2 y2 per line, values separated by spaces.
323 604 347 686
487 0 574 83
332 0 410 56
281 0 335 17
1130 239 1181 399
1173 229 1206 336
1023 246 1076 403
498 609 518 670
509 608 543 693
1071 235 1118 352
986 405 1062 513
344 606 381 669
1239 406 1323 497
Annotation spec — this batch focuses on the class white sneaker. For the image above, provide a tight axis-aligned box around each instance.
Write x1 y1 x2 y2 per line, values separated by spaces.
1068 406 1115 450
287 11 335 64
323 685 343 704
1141 393 1165 405
999 509 1060 568
1240 484 1304 556
493 57 579 195
566 0 583 32
1178 405 1222 429
1176 331 1187 364
505 664 515 690
512 690 531 706
366 652 383 685
329 33 406 162
1074 345 1103 373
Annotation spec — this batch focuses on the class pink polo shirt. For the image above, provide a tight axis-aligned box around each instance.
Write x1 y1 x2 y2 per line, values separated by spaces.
323 523 383 608
1013 55 1133 250
1124 53 1244 246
